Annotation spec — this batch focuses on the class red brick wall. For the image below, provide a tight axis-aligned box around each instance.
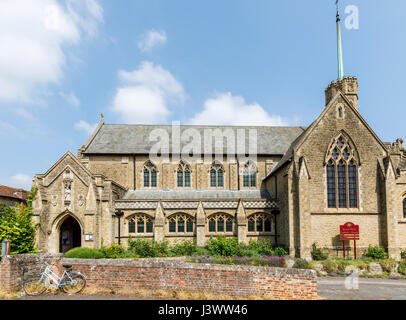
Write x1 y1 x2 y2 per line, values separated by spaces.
0 255 317 299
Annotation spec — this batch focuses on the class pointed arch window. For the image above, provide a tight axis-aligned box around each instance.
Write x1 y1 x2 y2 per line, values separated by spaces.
177 161 191 187
325 133 359 209
247 213 273 233
128 215 153 234
167 214 194 234
143 161 157 188
242 161 257 188
403 198 406 219
207 213 234 233
210 161 224 188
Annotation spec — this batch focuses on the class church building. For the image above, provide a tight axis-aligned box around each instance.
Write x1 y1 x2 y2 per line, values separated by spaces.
31 10 406 259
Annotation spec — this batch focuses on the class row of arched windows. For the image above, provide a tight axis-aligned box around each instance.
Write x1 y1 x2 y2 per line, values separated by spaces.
127 213 274 234
143 160 258 188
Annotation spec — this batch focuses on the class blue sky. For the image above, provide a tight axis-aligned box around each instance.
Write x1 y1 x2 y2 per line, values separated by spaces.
1 0 405 190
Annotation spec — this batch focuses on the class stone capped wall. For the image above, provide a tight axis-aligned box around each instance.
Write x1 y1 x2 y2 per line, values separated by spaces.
0 254 317 299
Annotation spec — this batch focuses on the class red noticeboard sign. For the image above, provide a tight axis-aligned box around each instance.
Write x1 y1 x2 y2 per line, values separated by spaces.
339 222 359 259
340 222 359 240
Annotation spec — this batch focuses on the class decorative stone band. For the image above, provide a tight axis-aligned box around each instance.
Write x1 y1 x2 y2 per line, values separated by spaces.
115 200 278 210
162 201 199 209
115 201 157 210
243 201 278 209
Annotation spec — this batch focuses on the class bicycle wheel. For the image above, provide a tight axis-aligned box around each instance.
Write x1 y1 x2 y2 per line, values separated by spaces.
23 274 47 296
62 272 86 294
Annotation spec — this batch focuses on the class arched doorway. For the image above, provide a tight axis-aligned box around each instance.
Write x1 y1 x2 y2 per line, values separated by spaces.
59 216 82 253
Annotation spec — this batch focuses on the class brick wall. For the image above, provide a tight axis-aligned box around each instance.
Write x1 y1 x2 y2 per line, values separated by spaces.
0 254 317 299
0 254 63 291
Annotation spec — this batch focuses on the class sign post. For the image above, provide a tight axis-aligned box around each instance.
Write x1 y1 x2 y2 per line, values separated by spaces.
340 222 359 259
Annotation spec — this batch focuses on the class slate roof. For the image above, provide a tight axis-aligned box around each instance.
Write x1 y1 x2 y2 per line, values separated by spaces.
121 189 272 201
83 124 307 156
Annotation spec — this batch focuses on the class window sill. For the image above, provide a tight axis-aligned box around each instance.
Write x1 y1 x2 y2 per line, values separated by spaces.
247 232 274 236
166 233 195 237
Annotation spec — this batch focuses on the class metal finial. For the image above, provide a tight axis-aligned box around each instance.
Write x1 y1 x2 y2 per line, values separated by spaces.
335 0 340 22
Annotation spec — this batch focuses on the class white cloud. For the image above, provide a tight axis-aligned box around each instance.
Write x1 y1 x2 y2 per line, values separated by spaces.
189 92 289 126
8 174 33 190
112 61 186 124
0 0 103 103
138 30 167 52
60 91 80 107
74 120 97 135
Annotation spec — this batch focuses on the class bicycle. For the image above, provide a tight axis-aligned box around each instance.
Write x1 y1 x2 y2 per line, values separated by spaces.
22 262 86 296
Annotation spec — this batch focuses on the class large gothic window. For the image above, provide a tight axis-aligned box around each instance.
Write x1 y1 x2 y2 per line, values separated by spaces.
242 161 257 188
325 133 359 209
143 161 157 187
128 215 153 234
177 161 191 187
210 161 224 188
403 198 406 219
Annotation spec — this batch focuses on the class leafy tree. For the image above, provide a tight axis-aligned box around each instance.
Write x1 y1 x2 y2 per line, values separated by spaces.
0 187 39 254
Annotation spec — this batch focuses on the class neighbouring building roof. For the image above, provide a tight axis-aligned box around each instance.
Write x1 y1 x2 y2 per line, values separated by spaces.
83 124 307 156
121 189 272 201
0 185 29 202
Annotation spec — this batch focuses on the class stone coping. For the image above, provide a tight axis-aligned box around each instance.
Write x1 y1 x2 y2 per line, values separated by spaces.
1 253 317 278
61 257 316 278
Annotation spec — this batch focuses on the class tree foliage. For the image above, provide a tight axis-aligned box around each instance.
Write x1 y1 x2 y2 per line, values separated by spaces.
0 187 39 254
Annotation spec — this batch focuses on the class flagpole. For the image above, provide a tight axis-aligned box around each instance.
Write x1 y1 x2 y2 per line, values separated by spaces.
336 0 344 80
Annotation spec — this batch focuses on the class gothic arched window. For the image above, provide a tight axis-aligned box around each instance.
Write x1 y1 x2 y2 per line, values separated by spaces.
177 161 191 187
207 213 234 233
403 198 406 219
168 214 194 234
128 215 153 234
143 161 157 188
247 213 273 233
210 161 224 188
242 161 257 188
325 133 359 209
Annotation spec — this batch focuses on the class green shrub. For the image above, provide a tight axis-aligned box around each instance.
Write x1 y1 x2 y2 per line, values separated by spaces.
401 250 406 260
273 247 288 257
247 240 274 256
365 245 388 260
170 240 198 256
206 236 240 256
379 259 397 273
311 243 328 261
128 238 158 257
128 238 170 258
154 240 170 257
292 258 310 269
100 243 126 259
398 262 406 275
65 247 105 259
322 259 338 273
0 187 39 254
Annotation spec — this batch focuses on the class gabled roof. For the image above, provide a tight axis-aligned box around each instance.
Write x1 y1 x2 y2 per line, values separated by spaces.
264 90 389 180
83 124 307 156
